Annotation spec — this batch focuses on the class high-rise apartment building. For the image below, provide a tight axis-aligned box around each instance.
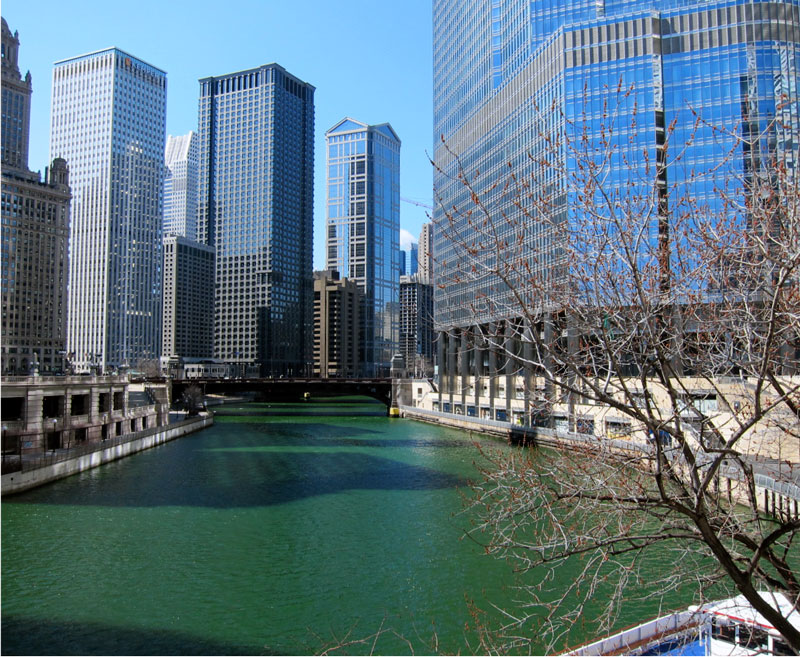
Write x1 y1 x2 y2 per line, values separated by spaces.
50 48 166 373
161 236 214 359
325 117 401 376
312 269 362 378
417 222 433 284
197 64 314 377
432 0 800 362
163 132 198 240
1 19 72 375
399 274 434 377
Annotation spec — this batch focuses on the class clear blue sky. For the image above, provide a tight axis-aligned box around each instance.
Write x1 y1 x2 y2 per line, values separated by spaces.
2 0 433 267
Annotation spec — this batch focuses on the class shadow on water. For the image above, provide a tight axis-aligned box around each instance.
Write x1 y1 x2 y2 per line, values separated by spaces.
1 615 276 655
5 450 469 509
226 421 479 450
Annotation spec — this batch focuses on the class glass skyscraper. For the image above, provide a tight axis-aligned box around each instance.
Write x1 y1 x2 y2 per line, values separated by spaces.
325 118 401 377
50 48 166 373
433 0 800 331
197 64 315 377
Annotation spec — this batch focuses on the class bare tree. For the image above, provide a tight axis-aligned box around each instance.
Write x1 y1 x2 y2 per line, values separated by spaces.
181 384 205 417
433 87 800 652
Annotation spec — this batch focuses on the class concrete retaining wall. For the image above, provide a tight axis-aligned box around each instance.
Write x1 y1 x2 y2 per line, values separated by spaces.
401 406 799 519
1 414 213 496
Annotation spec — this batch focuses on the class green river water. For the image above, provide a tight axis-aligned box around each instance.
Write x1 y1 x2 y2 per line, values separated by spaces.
2 399 690 655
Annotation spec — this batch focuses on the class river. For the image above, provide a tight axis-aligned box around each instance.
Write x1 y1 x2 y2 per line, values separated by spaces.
2 398 687 655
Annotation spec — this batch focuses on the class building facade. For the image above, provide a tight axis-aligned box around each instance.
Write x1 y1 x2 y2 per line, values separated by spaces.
1 18 31 171
417 222 434 284
312 269 362 378
325 117 401 376
400 243 418 277
50 48 167 373
197 64 315 377
432 0 800 420
163 131 199 240
161 236 214 360
399 274 435 377
1 19 72 375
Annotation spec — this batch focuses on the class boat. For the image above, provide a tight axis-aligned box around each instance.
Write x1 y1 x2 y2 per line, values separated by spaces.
566 591 799 655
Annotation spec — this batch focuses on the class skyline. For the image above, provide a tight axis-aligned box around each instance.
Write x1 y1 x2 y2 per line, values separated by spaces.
1 0 433 268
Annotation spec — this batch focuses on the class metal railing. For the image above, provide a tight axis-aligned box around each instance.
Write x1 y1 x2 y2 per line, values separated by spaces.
401 406 800 505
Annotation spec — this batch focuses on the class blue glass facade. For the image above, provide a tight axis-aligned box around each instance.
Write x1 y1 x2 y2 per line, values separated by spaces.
433 0 800 330
325 118 400 376
198 64 315 376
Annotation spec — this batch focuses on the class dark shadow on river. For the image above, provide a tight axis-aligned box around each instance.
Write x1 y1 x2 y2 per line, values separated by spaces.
1 615 285 655
4 448 469 509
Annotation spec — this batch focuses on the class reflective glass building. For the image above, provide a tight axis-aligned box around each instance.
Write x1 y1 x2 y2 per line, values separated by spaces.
325 118 401 376
51 48 166 373
198 64 315 377
433 0 800 331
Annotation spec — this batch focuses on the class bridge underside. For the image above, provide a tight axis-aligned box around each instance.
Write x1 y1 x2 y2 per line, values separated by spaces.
172 378 394 407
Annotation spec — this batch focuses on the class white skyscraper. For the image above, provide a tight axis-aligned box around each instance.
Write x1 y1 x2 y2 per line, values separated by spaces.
163 131 198 240
50 48 167 373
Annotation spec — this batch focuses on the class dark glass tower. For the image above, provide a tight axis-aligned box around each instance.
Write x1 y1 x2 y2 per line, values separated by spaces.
197 64 315 377
325 118 400 377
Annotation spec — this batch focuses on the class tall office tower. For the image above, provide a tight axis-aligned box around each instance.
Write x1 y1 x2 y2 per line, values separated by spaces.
400 243 419 278
1 18 31 170
197 64 314 377
399 275 434 377
312 269 362 378
418 222 433 284
432 0 800 376
163 132 198 240
162 236 214 359
1 19 72 375
325 118 401 376
51 48 166 373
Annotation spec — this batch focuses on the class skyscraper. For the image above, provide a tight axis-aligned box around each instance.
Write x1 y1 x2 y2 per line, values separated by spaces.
313 269 362 378
1 19 71 375
418 222 434 284
432 1 800 340
163 131 198 240
399 274 434 377
50 48 166 373
432 0 799 419
400 243 418 278
325 117 401 376
161 236 214 360
197 64 314 377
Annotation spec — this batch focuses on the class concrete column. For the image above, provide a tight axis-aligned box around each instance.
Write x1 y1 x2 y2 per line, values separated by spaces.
436 330 445 409
523 319 534 426
460 329 469 413
488 322 497 418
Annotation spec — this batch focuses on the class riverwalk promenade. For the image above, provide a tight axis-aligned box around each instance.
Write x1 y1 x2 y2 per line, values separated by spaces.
400 405 800 520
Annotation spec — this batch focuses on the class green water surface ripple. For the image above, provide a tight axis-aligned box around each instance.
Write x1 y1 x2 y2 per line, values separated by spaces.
2 400 519 655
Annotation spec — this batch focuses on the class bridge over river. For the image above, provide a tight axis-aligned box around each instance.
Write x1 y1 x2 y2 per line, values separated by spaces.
171 377 395 409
